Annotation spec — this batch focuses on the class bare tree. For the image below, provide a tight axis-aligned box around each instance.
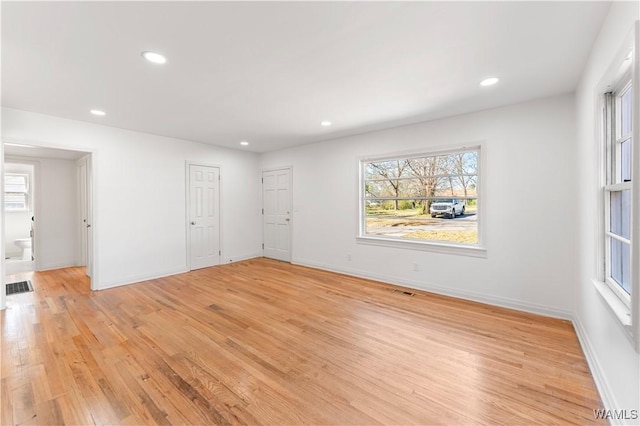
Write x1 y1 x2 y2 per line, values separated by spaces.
452 152 477 199
369 160 408 210
406 157 440 214
367 152 477 215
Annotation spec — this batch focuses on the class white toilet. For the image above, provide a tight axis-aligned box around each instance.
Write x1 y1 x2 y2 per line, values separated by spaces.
14 238 32 261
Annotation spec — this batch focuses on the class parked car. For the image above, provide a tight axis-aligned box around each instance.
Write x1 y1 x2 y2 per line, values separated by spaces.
430 199 465 219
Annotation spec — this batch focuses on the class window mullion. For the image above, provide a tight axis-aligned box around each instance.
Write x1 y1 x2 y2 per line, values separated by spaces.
605 181 632 192
606 232 631 245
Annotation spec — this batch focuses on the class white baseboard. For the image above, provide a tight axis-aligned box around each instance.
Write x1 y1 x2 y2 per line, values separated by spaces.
222 252 262 264
291 258 573 320
98 267 189 290
573 313 622 425
36 261 78 272
97 253 262 291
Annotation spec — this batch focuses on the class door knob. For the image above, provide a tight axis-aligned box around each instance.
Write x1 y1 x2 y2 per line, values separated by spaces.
285 218 290 222
191 221 196 225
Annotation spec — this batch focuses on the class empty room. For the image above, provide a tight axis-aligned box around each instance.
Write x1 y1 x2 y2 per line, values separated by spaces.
1 1 639 425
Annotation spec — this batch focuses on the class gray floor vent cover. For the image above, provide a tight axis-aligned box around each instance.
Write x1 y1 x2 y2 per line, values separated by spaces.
6 280 33 295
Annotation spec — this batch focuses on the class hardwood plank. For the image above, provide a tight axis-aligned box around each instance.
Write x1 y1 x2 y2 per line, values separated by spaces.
112 358 174 425
24 398 65 425
11 382 35 425
54 388 95 426
1 259 604 425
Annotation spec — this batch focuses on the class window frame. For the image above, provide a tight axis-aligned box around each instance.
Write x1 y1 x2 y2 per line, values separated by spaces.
4 172 31 212
357 143 486 258
603 76 633 309
593 25 638 349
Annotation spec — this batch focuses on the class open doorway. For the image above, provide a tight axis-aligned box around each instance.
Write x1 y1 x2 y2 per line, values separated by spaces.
2 144 94 302
4 161 36 275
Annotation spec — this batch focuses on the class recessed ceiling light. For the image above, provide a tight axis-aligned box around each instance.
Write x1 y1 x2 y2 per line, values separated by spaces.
240 141 249 146
90 109 106 116
142 51 167 64
321 121 332 127
480 77 499 87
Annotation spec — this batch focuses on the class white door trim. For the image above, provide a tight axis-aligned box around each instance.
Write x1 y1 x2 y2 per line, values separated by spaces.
76 154 95 282
262 166 293 262
186 161 223 270
78 160 88 267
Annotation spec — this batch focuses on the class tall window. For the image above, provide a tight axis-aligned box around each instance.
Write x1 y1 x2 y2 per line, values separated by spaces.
360 147 480 248
604 77 632 306
4 173 30 211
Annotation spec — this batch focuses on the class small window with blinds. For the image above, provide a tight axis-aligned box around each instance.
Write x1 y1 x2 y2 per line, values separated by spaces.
4 173 30 211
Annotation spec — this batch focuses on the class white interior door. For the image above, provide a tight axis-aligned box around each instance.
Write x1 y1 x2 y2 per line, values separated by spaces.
263 168 291 262
77 155 93 280
189 164 220 270
78 161 88 267
86 156 94 279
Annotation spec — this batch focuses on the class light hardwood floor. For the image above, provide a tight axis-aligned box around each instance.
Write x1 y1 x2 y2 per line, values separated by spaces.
2 258 603 425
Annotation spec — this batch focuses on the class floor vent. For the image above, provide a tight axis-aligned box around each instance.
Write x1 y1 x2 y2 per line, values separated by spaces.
6 280 33 296
393 289 415 297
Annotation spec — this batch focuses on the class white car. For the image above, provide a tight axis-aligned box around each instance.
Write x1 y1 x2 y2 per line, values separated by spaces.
430 199 465 219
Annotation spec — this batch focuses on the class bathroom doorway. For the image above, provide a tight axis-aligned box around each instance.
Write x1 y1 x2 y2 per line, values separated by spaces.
2 145 94 290
4 161 35 275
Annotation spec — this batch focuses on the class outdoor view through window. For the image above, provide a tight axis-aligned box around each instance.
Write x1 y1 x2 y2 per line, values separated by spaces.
362 148 479 245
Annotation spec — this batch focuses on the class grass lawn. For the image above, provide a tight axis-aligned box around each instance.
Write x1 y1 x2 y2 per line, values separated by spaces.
365 217 437 227
364 206 478 244
404 230 478 244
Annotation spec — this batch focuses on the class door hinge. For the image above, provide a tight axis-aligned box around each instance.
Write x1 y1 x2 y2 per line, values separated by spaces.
219 250 221 255
262 243 264 249
262 208 264 215
261 178 264 184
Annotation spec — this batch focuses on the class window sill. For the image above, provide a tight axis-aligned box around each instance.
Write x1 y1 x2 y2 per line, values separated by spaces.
356 235 487 258
592 279 632 331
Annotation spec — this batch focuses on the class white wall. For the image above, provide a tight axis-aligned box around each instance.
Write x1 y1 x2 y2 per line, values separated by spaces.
261 94 577 318
37 157 79 270
1 108 262 296
4 162 34 257
575 3 640 422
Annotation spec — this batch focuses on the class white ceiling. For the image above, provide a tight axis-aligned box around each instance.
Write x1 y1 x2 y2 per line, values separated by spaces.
2 1 610 153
